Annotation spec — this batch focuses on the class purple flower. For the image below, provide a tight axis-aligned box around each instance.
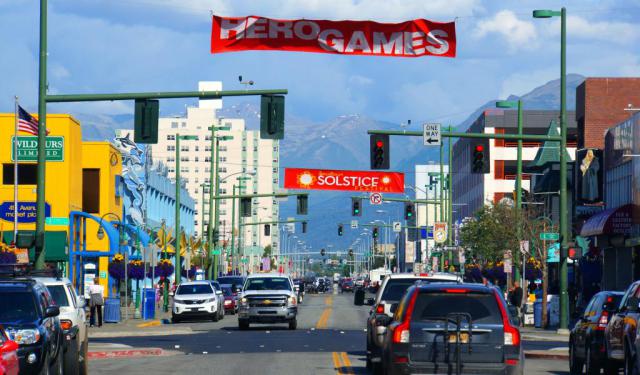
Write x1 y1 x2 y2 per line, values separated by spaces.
181 266 197 279
108 261 126 280
128 263 146 280
0 251 17 265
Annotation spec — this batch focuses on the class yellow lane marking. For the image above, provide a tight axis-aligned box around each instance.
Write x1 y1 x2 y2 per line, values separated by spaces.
325 296 333 306
316 308 331 329
136 320 161 328
332 352 354 375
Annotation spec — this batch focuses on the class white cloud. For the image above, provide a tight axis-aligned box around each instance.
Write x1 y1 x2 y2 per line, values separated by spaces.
348 75 373 86
474 10 538 52
544 15 640 45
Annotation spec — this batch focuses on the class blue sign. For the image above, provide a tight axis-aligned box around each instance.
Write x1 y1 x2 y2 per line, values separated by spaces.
546 243 560 263
0 201 51 223
420 227 433 239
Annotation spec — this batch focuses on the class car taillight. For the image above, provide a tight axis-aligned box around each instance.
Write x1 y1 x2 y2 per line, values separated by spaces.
596 311 609 330
60 320 73 331
376 304 385 314
393 355 409 363
494 290 520 346
392 291 419 344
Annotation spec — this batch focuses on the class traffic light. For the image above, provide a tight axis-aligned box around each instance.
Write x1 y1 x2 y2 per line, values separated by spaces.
134 99 159 144
338 224 344 236
370 134 390 169
351 198 362 217
568 245 582 261
264 224 270 236
404 202 415 220
213 228 220 244
240 197 252 217
372 227 379 239
470 140 490 173
302 221 307 233
320 248 326 257
260 95 285 139
297 195 308 215
348 249 353 257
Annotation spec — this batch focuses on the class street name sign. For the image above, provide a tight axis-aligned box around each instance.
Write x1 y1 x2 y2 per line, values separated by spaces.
369 193 383 205
392 221 402 233
423 123 441 146
45 217 69 226
540 232 559 241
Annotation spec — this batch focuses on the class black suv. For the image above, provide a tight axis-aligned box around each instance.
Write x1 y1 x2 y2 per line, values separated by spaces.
0 277 64 375
379 283 524 375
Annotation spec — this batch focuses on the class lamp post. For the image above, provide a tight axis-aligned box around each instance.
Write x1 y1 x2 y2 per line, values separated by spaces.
96 212 127 320
533 7 569 332
175 134 198 286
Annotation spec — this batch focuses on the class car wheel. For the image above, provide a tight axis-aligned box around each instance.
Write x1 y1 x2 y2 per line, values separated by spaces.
50 346 64 375
79 339 89 375
171 315 180 324
288 318 297 330
239 320 249 330
63 338 80 375
39 353 50 375
211 312 219 322
604 362 620 375
569 342 584 375
585 345 600 375
625 346 639 375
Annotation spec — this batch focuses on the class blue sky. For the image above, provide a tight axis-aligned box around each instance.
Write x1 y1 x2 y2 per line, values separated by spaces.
1 0 640 126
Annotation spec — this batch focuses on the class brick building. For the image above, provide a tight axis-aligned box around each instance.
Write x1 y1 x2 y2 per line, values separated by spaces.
576 78 640 149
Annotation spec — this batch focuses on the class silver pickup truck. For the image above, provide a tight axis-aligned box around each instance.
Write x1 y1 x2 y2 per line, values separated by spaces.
237 273 298 330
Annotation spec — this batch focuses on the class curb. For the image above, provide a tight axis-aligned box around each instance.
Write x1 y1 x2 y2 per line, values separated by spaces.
524 350 569 361
89 328 193 338
88 348 164 359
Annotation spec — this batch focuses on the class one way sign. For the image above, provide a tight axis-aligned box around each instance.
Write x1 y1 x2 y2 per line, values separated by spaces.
423 123 441 146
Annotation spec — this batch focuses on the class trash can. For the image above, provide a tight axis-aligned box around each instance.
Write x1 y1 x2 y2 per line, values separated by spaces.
141 288 156 320
104 297 121 323
534 301 542 328
354 288 365 306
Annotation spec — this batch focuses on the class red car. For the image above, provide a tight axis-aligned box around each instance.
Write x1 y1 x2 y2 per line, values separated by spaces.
0 326 19 375
221 285 237 315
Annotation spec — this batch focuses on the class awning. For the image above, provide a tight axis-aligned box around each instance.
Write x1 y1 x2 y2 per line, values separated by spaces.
580 204 634 237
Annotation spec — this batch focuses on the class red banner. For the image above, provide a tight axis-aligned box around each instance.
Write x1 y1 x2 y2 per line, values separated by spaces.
211 15 456 58
284 168 404 193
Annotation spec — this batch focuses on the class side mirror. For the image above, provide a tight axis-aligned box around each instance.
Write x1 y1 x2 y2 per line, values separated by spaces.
375 314 393 327
45 306 60 318
0 340 18 353
76 296 86 308
216 290 223 296
628 297 640 313
390 303 399 314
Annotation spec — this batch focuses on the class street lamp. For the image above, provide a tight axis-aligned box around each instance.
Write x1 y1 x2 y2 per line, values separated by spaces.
533 6 569 333
96 212 129 320
175 134 198 286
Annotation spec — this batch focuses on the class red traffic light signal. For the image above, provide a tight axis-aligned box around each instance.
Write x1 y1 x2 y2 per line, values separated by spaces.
475 144 484 152
370 134 390 170
471 141 488 174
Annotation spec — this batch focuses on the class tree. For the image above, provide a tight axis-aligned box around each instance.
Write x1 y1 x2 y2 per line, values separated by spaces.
460 202 519 261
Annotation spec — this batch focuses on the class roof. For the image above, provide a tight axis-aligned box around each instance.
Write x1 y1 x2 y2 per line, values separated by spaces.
246 273 291 279
32 277 72 286
415 283 495 293
385 272 461 281
527 120 573 169
178 281 212 285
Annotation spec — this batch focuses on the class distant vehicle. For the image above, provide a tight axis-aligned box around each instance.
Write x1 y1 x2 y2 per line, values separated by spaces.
217 276 246 294
369 268 392 285
0 325 19 375
0 277 64 374
333 273 341 283
604 280 640 374
206 280 226 321
37 277 89 375
341 280 355 293
238 273 298 330
570 291 623 374
220 284 238 315
172 281 223 323
378 283 524 375
365 272 462 372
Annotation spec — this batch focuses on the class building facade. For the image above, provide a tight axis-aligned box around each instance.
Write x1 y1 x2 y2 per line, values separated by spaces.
149 81 280 258
451 109 577 222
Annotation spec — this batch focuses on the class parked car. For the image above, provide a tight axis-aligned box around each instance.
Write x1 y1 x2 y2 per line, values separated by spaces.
0 325 19 375
217 276 246 294
365 272 462 372
36 277 89 375
341 280 355 293
172 281 223 323
378 283 524 375
220 284 238 315
238 273 298 330
569 291 623 374
206 280 226 321
0 277 64 375
604 280 640 374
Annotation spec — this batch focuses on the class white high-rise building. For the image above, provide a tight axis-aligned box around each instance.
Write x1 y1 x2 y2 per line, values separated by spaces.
415 164 448 264
149 81 280 257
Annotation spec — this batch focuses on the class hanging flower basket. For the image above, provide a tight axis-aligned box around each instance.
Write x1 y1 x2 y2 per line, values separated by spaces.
0 250 17 265
181 265 197 279
525 257 543 281
153 259 174 278
464 263 483 282
108 254 126 280
128 260 145 280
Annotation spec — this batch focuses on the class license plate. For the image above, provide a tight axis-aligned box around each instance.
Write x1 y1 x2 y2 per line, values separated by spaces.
448 333 469 344
190 308 199 312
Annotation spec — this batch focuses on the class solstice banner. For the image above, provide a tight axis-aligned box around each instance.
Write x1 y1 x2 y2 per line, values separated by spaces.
284 168 405 193
211 15 456 58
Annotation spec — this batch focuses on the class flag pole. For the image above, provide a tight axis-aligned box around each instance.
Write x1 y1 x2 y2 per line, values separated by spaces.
13 97 19 244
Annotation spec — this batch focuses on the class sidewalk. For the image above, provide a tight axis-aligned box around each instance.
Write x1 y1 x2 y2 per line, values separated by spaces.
88 304 193 338
521 326 569 361
521 326 569 343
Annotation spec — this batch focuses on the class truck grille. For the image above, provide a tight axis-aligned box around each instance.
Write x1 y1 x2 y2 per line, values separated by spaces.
247 295 287 307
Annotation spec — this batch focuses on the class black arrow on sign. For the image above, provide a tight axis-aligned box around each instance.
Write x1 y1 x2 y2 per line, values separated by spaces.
426 138 439 144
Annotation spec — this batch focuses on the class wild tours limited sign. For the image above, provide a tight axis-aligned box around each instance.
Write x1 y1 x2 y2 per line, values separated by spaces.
11 136 64 162
211 15 456 58
284 168 404 193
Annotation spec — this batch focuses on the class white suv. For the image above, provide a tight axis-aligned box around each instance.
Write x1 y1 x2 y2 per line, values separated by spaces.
172 281 222 323
37 277 89 375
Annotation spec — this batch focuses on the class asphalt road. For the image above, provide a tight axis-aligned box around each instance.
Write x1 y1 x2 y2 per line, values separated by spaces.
88 287 571 374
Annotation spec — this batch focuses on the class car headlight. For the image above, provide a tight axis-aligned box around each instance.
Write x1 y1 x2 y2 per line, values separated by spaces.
205 298 216 303
240 297 248 305
173 299 183 305
288 296 297 306
8 329 41 345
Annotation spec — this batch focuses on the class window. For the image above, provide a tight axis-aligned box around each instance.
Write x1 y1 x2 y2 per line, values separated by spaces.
167 145 175 151
205 157 212 162
273 178 278 184
47 285 70 307
219 146 227 152
82 169 100 213
180 146 189 152
180 167 189 173
3 164 37 185
195 157 199 162
253 146 258 152
205 135 212 141
220 157 227 162
273 146 278 152
218 167 227 173
168 168 175 173
167 135 175 140
181 122 187 128
242 147 247 152
171 122 178 129
205 146 212 152
225 122 232 127
411 293 502 324
180 157 189 162
195 146 199 152
166 156 175 162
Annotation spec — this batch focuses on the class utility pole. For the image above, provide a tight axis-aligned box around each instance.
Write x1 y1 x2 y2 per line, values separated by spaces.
175 134 181 286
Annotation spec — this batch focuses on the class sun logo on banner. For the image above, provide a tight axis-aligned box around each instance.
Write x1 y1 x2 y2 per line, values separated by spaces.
298 171 315 187
382 176 391 185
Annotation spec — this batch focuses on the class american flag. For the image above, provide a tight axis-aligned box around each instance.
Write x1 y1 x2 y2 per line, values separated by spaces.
17 106 47 136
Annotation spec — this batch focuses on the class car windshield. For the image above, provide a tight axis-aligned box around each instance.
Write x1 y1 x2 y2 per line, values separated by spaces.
221 287 233 297
176 284 213 295
380 278 455 302
47 285 70 307
412 292 503 324
244 277 291 291
0 291 39 323
217 277 244 286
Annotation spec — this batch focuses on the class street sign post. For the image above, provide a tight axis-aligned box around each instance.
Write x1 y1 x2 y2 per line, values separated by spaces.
392 221 401 233
540 232 559 241
504 250 513 273
369 193 383 205
423 123 441 146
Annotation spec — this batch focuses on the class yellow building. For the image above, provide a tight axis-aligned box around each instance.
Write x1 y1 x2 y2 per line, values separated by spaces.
0 113 122 294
